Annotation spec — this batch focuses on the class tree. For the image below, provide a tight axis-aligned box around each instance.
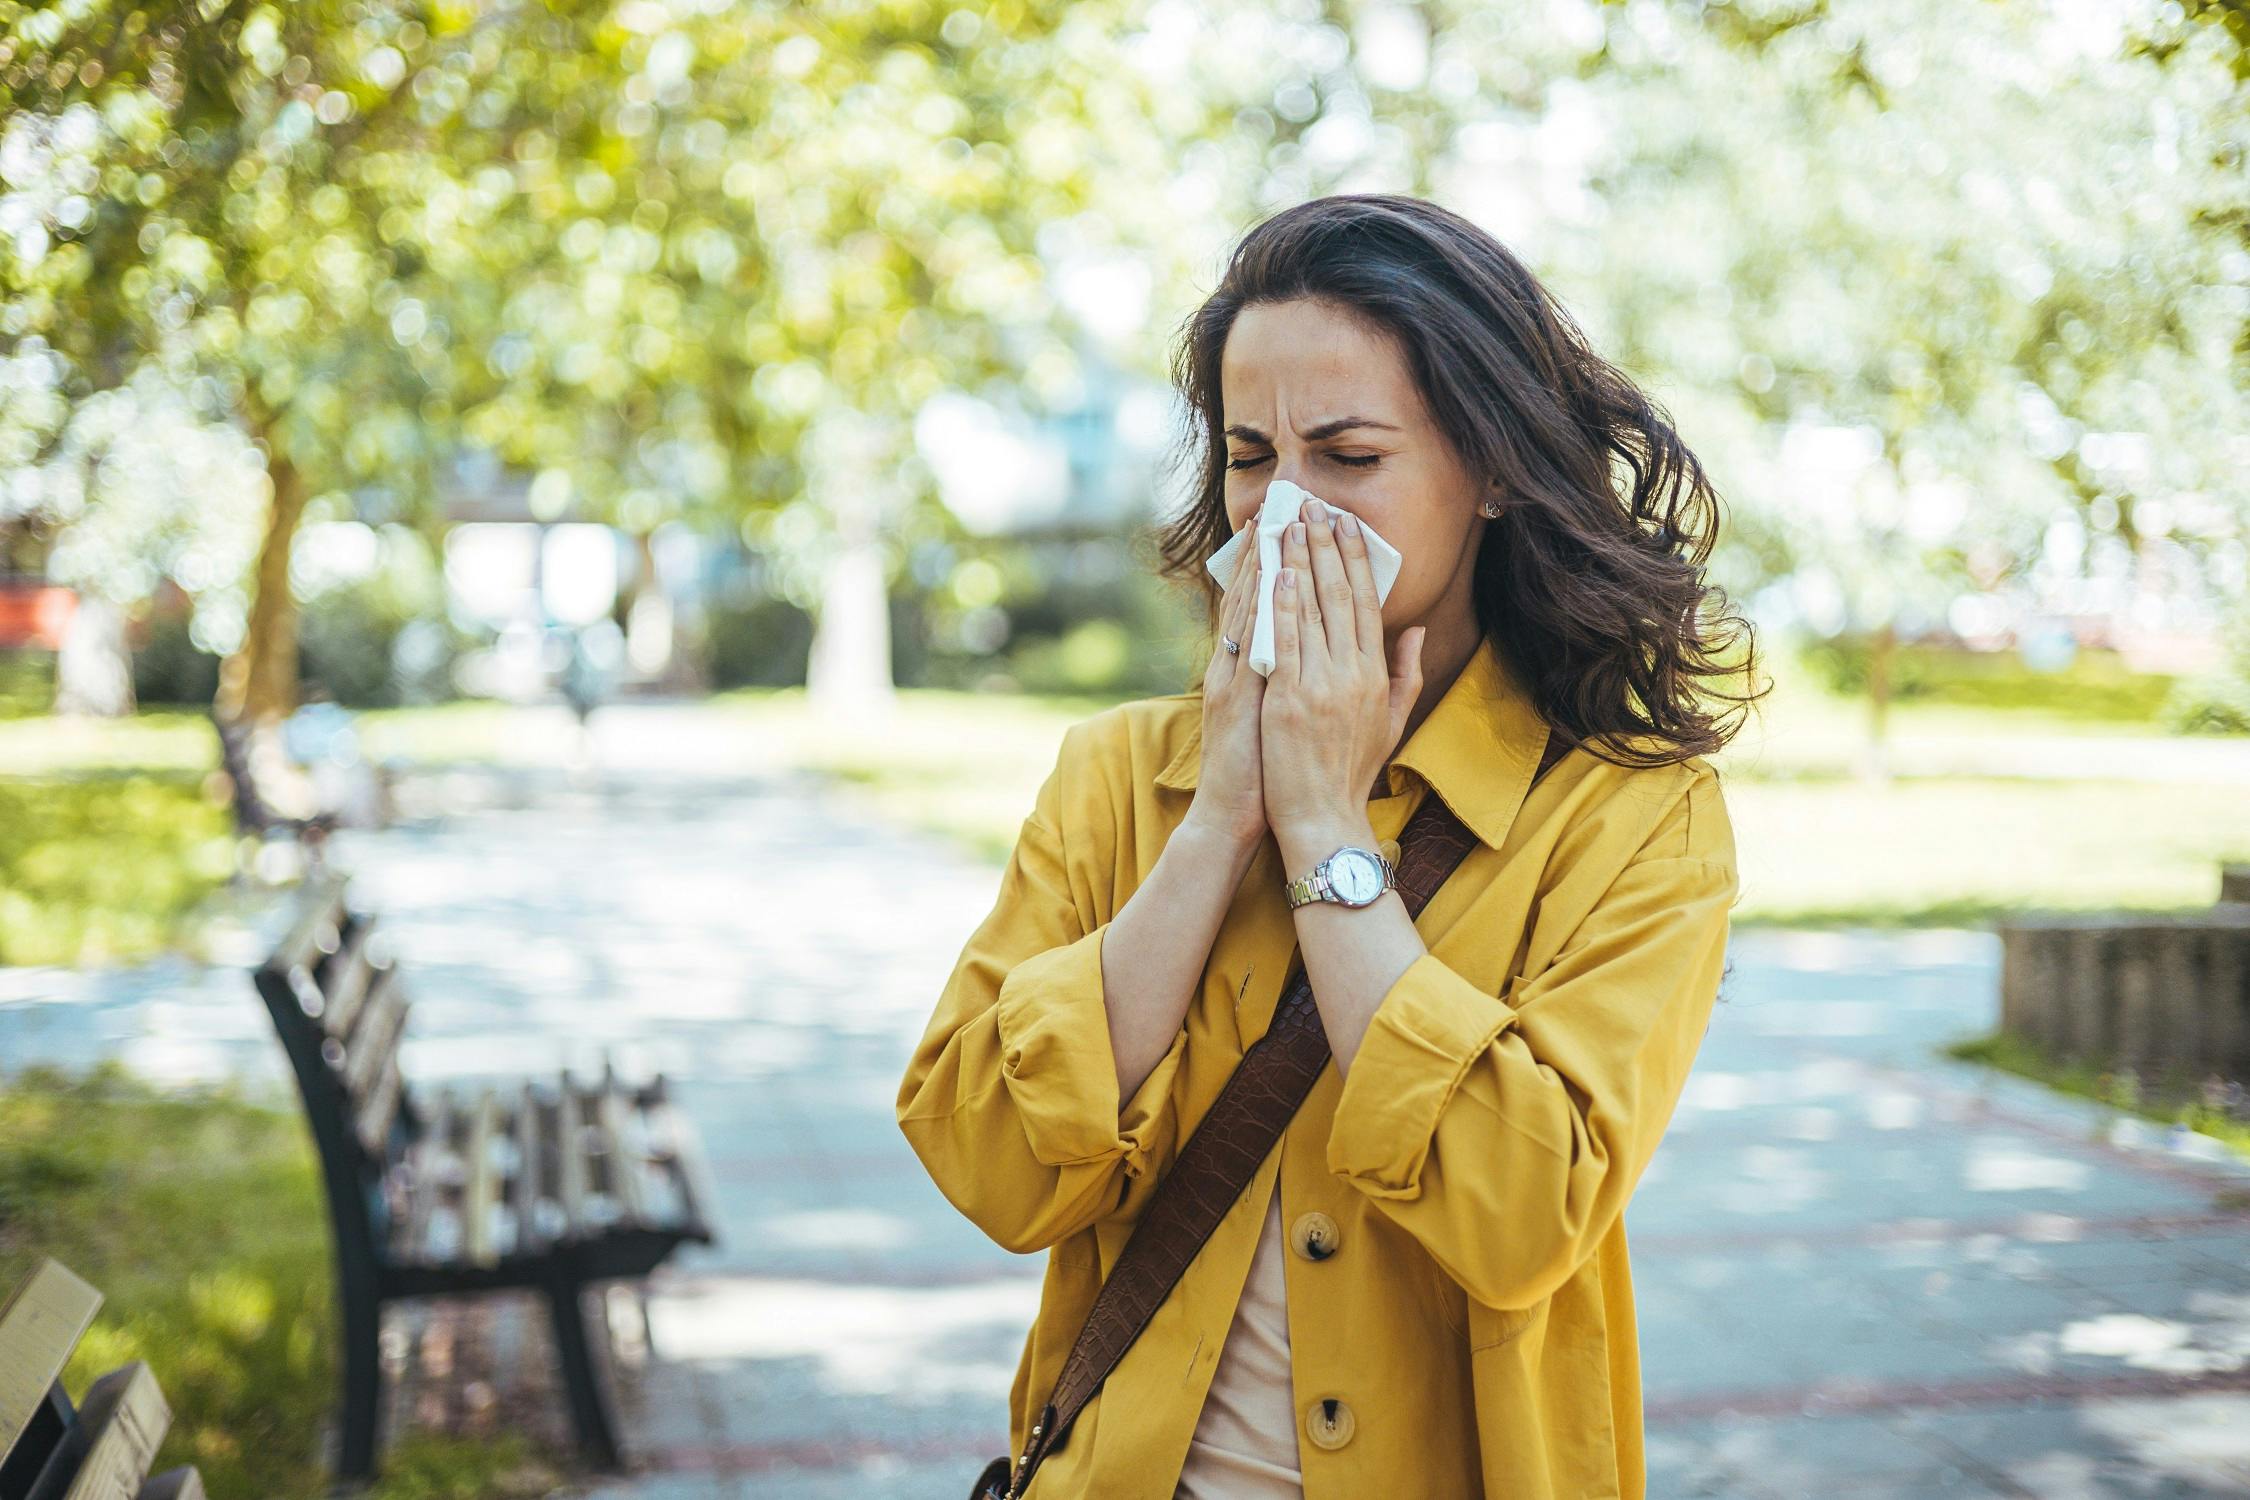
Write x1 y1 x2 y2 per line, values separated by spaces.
1 0 531 721
1549 0 2247 773
1127 0 2247 774
3 0 1313 719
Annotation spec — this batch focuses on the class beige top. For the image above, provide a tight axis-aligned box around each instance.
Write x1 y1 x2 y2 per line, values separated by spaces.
1174 1182 1305 1498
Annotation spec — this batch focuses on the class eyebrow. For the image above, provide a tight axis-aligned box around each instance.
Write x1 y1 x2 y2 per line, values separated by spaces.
1224 416 1402 444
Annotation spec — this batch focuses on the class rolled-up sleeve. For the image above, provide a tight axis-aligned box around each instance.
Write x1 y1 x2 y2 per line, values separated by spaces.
897 719 1189 1255
1325 771 1737 1311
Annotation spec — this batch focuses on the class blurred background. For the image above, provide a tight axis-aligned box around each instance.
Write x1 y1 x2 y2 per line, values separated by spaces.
1 1 2246 1497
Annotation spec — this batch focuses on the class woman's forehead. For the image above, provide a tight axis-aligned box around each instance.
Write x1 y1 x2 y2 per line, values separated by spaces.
1221 303 1415 421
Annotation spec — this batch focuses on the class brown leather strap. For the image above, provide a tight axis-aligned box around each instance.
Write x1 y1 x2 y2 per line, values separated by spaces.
999 729 1571 1497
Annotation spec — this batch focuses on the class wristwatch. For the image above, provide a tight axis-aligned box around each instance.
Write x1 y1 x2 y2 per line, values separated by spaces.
1283 845 1397 910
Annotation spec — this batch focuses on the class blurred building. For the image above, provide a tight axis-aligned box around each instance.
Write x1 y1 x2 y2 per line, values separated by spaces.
437 449 709 700
914 341 1181 542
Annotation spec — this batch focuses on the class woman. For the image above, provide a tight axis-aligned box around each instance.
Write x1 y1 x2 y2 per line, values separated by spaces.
896 193 1763 1500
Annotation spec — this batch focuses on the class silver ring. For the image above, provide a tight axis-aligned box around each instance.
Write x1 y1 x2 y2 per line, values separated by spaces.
1222 635 1240 655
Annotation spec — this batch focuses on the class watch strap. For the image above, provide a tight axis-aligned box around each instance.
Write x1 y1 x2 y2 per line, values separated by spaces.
1285 847 1395 910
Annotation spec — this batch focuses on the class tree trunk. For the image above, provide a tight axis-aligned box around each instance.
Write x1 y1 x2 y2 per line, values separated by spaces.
54 595 134 716
216 450 309 727
802 415 898 718
806 530 894 716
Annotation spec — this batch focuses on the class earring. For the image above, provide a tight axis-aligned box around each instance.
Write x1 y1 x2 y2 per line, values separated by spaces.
1480 499 1504 518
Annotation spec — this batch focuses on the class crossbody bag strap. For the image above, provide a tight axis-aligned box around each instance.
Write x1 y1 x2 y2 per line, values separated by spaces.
998 729 1573 1498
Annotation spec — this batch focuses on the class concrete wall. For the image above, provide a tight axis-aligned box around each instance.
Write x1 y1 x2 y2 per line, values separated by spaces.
1998 894 2250 1084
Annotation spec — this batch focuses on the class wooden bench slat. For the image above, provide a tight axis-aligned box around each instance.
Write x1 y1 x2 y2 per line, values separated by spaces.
395 1092 456 1267
461 1089 503 1270
0 1264 204 1500
355 1044 408 1163
0 1259 103 1457
55 1363 170 1500
320 915 381 1042
592 1084 650 1231
268 873 351 981
134 1467 204 1500
283 965 331 1029
571 1074 622 1229
554 1073 591 1238
643 1093 720 1243
512 1081 548 1260
341 969 409 1109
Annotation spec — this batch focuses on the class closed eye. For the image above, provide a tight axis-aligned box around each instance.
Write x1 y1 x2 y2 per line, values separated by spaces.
1225 452 1382 470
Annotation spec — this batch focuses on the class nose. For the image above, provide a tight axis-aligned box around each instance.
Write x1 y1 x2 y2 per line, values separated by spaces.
1272 453 1316 494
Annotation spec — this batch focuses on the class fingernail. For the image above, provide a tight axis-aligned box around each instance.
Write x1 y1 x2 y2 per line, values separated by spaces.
1290 521 1305 544
1279 568 1294 589
1340 513 1360 537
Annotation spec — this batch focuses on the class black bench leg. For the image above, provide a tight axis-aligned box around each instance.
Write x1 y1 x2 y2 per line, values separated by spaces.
337 1287 384 1478
546 1280 623 1470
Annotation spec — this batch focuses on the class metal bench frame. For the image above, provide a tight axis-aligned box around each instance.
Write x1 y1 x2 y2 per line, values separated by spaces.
253 873 718 1477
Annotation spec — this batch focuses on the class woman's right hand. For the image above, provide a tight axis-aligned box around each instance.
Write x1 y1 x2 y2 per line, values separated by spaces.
1185 516 1269 851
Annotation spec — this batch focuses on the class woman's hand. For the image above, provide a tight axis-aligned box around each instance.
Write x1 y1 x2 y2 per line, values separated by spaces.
1262 495 1426 844
1182 514 1270 851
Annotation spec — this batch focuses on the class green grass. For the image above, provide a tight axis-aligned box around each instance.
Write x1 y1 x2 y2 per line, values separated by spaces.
5 652 2247 955
355 701 570 766
712 681 2250 922
705 682 1128 864
0 773 238 966
0 1064 563 1500
0 710 220 775
1722 775 2250 923
1943 1029 2250 1166
0 702 545 776
0 701 544 968
1796 637 2184 722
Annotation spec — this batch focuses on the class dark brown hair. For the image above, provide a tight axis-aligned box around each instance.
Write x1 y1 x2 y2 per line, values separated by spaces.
1152 193 1766 770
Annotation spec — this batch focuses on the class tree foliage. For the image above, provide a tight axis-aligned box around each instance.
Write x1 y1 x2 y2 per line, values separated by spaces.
3 0 2243 730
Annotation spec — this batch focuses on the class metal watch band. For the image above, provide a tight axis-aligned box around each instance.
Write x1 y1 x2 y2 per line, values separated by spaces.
1283 846 1395 910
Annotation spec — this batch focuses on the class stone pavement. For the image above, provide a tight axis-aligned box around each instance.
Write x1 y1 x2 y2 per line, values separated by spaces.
3 706 2247 1498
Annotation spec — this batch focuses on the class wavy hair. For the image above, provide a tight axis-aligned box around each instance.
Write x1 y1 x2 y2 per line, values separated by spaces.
1150 193 1766 770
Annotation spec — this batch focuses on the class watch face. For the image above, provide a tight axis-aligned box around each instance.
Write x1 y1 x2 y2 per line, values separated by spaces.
1330 848 1384 904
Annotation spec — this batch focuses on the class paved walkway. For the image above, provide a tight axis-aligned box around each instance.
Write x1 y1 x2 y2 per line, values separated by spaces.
4 707 2248 1498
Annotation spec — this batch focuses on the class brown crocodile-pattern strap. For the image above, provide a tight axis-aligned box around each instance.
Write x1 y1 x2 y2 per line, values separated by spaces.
996 731 1570 1498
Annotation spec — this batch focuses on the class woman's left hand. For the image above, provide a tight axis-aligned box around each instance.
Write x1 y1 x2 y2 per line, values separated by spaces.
1261 495 1426 842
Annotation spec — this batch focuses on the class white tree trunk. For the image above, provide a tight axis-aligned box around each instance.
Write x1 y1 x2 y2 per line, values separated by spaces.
54 595 135 716
803 409 900 721
807 533 894 717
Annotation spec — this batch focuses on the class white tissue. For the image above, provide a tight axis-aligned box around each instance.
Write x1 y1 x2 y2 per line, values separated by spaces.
1204 478 1403 676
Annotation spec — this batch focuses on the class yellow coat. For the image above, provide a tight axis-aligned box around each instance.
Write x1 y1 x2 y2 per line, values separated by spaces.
896 632 1739 1499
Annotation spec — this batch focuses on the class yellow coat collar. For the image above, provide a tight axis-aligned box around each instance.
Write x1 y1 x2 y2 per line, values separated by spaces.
1151 632 1553 851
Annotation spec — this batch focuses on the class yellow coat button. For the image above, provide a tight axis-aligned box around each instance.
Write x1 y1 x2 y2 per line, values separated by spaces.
1290 1210 1341 1261
1304 1396 1356 1450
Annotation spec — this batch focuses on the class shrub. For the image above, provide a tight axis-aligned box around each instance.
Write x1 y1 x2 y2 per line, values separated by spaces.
1796 635 2178 721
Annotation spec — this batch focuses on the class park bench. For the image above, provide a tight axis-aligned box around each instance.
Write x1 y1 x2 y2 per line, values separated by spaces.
210 707 339 870
0 1257 206 1500
253 871 718 1478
